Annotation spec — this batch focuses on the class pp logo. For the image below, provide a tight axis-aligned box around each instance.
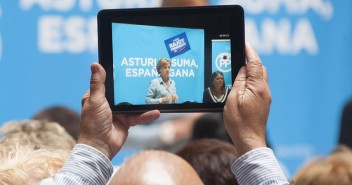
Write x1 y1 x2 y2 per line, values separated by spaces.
215 52 231 72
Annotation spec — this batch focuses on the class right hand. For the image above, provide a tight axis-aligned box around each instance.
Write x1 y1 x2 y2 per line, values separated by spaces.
171 94 178 103
162 94 173 103
79 63 160 160
223 42 272 156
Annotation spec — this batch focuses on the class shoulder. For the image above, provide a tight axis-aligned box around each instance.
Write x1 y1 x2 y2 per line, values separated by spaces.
150 78 161 84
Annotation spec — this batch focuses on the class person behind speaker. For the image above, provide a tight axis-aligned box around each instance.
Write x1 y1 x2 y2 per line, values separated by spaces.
203 71 230 103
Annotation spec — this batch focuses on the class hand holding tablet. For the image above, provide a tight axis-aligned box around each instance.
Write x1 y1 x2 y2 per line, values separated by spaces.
97 5 245 113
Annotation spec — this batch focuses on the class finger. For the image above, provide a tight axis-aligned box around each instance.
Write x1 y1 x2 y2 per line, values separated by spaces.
89 63 106 102
126 110 160 127
245 42 264 88
245 42 261 65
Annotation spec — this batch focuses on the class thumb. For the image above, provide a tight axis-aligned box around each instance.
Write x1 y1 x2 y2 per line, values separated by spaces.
89 63 106 102
245 42 264 89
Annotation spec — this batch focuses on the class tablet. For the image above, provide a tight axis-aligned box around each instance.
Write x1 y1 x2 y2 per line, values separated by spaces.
97 5 245 113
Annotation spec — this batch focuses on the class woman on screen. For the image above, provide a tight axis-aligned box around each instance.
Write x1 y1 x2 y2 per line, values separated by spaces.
146 58 178 104
203 71 230 103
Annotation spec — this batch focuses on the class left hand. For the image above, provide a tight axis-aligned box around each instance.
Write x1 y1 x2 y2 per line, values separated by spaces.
78 63 160 160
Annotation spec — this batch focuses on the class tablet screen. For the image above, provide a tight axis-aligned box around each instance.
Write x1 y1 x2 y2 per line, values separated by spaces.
98 5 245 113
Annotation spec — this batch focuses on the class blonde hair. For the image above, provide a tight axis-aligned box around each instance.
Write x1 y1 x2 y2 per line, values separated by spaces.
156 58 171 74
0 120 75 150
292 145 352 185
0 134 70 185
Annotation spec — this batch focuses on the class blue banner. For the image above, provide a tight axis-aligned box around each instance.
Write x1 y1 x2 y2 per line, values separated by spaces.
164 32 191 58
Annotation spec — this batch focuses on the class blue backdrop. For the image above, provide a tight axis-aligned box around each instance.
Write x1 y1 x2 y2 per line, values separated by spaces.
112 23 204 104
1 0 352 178
211 39 232 87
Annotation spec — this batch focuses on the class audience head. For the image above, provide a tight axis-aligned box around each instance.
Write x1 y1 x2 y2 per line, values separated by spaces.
108 150 204 185
177 139 238 185
192 113 232 143
292 145 352 185
32 106 81 141
0 123 70 184
161 0 208 7
32 106 80 140
0 120 75 150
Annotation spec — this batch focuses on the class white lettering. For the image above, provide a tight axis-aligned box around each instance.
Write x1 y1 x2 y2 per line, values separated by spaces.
64 16 86 53
292 18 318 55
87 17 97 53
122 57 157 66
20 0 50 11
189 69 195 77
261 18 291 54
96 0 160 9
170 59 197 68
125 68 158 77
20 0 75 11
169 38 186 52
218 0 333 20
125 68 195 78
121 58 128 66
54 0 75 11
97 0 122 9
79 0 93 12
17 0 182 12
38 15 97 53
170 69 195 77
126 68 131 77
246 18 318 55
38 16 63 52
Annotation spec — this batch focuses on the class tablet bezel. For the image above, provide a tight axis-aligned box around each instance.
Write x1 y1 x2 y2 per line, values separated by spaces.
97 5 245 113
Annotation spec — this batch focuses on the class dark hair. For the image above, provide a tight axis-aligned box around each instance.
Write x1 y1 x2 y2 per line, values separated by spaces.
209 71 225 94
192 113 232 143
177 139 238 185
32 106 80 141
339 99 352 148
